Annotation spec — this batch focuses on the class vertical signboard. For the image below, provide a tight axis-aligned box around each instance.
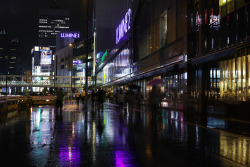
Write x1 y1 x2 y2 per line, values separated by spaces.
26 70 31 83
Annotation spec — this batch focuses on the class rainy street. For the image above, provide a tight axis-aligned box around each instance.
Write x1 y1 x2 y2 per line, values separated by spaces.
0 100 250 167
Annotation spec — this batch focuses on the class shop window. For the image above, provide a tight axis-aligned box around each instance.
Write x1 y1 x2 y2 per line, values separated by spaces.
209 66 220 100
219 52 250 101
236 0 245 9
219 0 235 17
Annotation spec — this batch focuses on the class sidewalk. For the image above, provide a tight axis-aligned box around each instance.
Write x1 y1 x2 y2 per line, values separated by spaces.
139 98 250 136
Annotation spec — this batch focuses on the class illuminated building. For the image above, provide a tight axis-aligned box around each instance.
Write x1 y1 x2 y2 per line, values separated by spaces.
54 45 73 93
31 46 53 92
0 30 21 94
38 8 70 53
187 0 250 106
96 0 250 116
72 38 94 90
0 30 20 75
53 38 93 92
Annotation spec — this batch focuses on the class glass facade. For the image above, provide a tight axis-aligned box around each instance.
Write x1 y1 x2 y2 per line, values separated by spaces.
220 51 250 101
98 43 131 85
189 1 249 56
162 72 187 100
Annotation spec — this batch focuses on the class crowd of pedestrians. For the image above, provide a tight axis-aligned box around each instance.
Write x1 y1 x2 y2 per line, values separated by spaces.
55 84 163 120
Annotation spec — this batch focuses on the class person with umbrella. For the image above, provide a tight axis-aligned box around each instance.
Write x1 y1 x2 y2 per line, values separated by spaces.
147 79 163 119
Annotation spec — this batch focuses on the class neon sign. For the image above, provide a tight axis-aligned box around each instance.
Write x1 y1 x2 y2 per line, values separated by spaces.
61 33 80 38
116 9 132 44
209 9 221 26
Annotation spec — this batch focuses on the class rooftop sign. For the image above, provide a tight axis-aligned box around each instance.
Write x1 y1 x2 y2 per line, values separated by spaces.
116 9 131 44
61 33 80 39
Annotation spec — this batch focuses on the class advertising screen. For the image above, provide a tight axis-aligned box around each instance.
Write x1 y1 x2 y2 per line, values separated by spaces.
40 50 52 65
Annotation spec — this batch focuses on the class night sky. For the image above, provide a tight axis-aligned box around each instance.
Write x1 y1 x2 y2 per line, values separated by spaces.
0 0 87 71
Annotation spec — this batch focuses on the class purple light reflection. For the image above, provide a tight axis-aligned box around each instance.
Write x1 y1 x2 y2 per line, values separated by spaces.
59 147 81 166
115 150 133 167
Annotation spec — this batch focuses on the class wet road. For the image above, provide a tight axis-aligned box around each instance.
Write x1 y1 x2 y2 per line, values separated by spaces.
0 101 250 167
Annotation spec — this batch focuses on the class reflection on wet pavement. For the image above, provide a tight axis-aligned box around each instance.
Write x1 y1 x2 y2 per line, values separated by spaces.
0 101 250 166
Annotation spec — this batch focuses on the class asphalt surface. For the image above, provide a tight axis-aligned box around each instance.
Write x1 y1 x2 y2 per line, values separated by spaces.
0 100 249 167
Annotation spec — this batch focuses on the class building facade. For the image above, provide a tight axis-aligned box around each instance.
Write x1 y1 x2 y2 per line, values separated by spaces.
0 30 21 75
53 38 94 93
31 46 53 92
94 0 131 54
96 0 188 99
73 38 94 89
38 8 70 53
95 0 250 116
187 0 250 105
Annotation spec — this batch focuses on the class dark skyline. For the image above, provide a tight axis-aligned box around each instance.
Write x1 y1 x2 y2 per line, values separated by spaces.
0 0 86 71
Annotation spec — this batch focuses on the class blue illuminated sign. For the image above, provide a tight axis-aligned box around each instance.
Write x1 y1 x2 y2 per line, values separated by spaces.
116 9 132 44
61 33 80 39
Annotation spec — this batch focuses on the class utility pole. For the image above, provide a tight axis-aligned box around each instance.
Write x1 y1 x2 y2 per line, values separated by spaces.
84 0 89 108
54 55 56 94
5 54 8 97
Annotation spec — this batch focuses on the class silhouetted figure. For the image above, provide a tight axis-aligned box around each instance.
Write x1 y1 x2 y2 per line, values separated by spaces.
118 90 125 111
75 91 80 106
97 89 105 110
81 90 86 106
91 90 95 106
136 89 143 110
126 89 136 111
149 85 161 119
56 88 65 113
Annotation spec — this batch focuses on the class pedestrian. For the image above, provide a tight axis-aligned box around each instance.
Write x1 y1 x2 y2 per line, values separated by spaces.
91 90 95 106
97 89 105 110
135 89 143 109
126 89 136 111
56 88 65 113
75 91 80 106
115 89 119 104
81 90 86 105
118 89 125 111
148 85 162 118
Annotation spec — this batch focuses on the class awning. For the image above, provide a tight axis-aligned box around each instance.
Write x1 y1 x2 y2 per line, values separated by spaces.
178 62 187 69
192 48 235 65
124 64 176 83
141 64 175 78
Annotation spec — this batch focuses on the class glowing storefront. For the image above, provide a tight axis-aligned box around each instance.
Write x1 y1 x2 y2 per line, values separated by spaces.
219 50 250 101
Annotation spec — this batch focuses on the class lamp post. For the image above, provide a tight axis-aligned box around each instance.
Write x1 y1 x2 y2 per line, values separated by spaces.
69 43 73 101
54 54 56 94
84 0 89 108
5 55 8 97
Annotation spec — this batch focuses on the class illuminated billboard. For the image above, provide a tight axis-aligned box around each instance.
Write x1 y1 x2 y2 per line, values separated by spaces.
40 50 52 65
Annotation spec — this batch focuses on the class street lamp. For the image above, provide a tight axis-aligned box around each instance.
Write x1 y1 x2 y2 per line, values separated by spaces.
5 55 8 97
84 0 89 108
69 43 73 101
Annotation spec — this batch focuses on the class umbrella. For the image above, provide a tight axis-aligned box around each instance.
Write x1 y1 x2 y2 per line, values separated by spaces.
147 78 163 86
